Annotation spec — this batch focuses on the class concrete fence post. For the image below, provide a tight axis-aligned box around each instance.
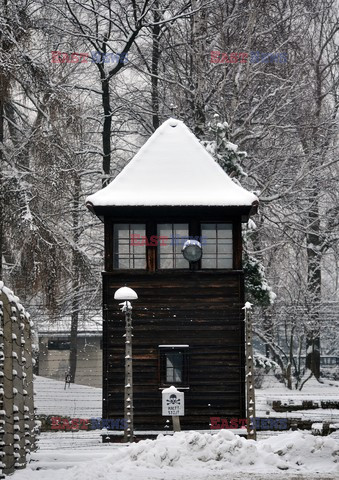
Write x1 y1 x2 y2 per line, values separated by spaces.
0 283 36 475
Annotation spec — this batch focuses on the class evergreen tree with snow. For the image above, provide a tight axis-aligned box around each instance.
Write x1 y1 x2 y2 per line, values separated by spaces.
202 116 275 307
202 115 247 179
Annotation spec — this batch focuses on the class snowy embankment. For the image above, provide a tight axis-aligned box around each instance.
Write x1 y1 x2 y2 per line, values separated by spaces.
12 429 339 480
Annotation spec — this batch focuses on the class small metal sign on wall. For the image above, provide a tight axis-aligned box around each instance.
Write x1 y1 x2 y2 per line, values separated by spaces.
162 386 184 416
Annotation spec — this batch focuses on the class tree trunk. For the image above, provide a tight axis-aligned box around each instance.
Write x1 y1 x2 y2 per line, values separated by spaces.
0 84 4 279
0 0 8 280
191 0 206 138
305 189 321 379
101 75 112 187
69 297 78 384
151 1 160 130
69 175 81 383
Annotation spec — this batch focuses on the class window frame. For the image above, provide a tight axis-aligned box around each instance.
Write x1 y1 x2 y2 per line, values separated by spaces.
110 220 237 271
156 223 190 270
113 223 147 270
200 222 233 270
158 345 189 388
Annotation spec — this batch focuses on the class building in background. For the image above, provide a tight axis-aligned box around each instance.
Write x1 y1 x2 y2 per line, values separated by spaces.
36 314 102 388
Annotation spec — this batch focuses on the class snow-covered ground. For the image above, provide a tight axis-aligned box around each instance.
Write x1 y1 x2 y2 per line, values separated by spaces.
34 376 101 418
256 376 339 424
34 374 339 426
20 375 339 479
12 429 339 480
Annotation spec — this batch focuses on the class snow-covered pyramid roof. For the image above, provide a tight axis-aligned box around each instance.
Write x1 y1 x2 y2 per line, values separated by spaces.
86 118 258 208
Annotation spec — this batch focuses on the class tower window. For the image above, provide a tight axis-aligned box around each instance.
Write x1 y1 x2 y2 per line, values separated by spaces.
157 224 189 269
201 223 233 268
113 224 146 269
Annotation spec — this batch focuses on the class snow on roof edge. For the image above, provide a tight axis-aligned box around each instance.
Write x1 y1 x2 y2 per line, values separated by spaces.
86 118 259 209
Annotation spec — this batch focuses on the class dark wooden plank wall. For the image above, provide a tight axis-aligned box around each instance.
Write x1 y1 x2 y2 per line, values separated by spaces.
103 271 246 430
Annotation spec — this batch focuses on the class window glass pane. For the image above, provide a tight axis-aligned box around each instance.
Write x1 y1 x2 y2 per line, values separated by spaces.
114 224 146 269
116 224 129 238
202 256 217 268
159 256 173 269
159 243 172 253
166 353 183 383
174 243 183 254
157 224 189 269
158 224 172 237
118 242 129 254
117 256 130 269
218 257 233 268
217 224 232 238
218 241 233 254
202 223 217 238
174 224 189 237
133 244 145 255
201 223 233 269
159 347 188 386
203 243 217 254
131 224 145 235
134 258 146 269
174 256 188 269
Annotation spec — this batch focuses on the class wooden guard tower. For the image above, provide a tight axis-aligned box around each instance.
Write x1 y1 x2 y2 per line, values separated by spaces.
86 118 258 438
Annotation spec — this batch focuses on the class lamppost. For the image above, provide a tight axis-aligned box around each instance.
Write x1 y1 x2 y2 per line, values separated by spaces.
114 286 138 443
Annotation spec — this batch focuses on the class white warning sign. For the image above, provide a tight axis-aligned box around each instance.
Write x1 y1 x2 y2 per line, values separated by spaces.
162 385 184 416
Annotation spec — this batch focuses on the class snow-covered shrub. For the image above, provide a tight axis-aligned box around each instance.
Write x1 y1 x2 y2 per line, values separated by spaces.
254 353 281 388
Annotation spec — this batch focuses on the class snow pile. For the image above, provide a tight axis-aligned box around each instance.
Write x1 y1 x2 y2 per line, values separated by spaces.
13 430 339 479
118 430 339 474
123 430 286 470
260 431 339 472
